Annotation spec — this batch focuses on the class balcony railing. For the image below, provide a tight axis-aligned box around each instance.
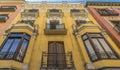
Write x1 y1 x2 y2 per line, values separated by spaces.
40 52 75 70
44 24 67 35
70 9 86 18
89 51 120 62
0 14 9 22
21 9 39 20
0 6 17 12
47 12 63 18
0 52 24 62
75 20 93 26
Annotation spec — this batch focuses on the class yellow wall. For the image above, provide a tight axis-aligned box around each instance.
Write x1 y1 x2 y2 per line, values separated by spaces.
0 2 120 70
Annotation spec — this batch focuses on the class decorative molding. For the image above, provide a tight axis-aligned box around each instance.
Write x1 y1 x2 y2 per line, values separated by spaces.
85 62 95 70
22 63 29 70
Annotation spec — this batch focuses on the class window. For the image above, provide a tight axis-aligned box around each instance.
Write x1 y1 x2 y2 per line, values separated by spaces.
20 20 34 26
1 6 17 10
82 33 119 61
49 9 59 12
110 21 120 33
75 20 87 26
46 19 65 30
0 33 30 62
28 9 38 12
0 6 17 12
95 8 119 16
48 42 66 68
0 14 9 22
70 9 80 13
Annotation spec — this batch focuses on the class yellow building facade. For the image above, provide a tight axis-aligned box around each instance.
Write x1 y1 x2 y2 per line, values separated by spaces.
0 1 120 70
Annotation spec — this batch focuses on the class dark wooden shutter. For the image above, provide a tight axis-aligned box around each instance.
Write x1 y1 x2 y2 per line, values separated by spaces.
48 42 66 68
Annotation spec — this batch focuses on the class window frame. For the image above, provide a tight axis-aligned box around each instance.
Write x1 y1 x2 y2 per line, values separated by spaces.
82 33 119 62
0 32 31 62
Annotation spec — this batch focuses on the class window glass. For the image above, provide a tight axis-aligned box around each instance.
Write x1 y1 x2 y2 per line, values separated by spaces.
1 39 13 52
89 34 102 38
21 40 28 52
25 35 30 40
99 39 117 58
0 33 30 61
82 33 118 61
92 39 108 58
82 35 88 40
85 40 98 61
10 34 23 38
6 39 20 59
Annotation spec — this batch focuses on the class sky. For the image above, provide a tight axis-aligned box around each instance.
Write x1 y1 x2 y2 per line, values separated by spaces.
26 0 120 2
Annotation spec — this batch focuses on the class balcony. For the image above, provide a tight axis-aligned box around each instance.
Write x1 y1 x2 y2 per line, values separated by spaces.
47 9 63 18
44 24 67 35
70 9 86 18
40 52 75 70
0 6 17 12
5 22 38 35
0 14 9 22
75 20 93 26
21 9 39 20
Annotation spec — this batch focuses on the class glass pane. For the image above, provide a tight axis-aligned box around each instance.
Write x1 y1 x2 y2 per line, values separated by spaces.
25 35 30 40
1 39 13 52
17 40 28 61
46 24 50 29
10 34 23 38
56 25 64 29
82 35 88 40
92 39 108 59
89 34 102 38
84 40 98 61
21 40 28 51
99 39 117 58
6 39 20 59
0 39 13 59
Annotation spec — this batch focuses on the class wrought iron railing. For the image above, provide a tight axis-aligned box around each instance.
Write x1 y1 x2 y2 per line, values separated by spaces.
40 52 76 70
45 24 66 29
90 51 120 61
47 12 63 17
21 11 39 18
0 52 24 62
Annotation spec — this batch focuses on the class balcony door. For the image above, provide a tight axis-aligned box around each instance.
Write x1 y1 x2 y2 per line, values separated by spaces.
48 41 66 68
50 20 59 29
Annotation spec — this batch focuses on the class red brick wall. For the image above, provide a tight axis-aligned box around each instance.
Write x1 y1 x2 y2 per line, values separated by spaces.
0 4 22 36
88 7 120 48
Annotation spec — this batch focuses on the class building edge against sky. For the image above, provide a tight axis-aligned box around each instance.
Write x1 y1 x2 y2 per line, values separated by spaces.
0 0 120 70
